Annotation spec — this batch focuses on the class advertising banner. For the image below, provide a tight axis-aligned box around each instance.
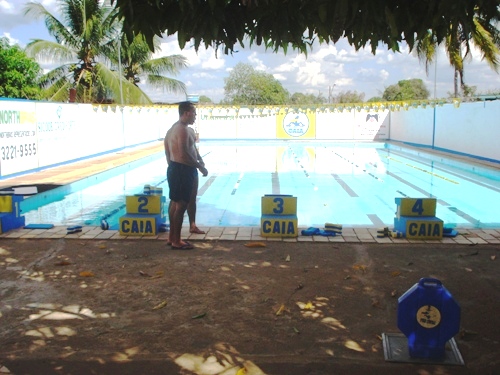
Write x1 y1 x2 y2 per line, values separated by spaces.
276 108 316 139
0 100 38 176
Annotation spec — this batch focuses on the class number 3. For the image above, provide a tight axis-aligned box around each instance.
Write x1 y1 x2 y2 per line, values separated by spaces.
273 197 284 214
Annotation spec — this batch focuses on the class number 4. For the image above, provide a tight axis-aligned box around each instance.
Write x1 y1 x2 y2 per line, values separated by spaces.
412 199 424 215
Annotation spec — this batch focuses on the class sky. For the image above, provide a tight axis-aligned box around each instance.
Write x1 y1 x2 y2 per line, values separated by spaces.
1 0 499 104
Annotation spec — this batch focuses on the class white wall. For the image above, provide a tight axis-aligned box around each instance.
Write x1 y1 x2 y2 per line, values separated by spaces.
388 101 500 162
0 99 498 179
434 101 499 161
389 107 435 146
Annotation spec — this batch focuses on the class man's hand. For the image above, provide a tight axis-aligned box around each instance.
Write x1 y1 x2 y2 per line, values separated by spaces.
200 166 208 177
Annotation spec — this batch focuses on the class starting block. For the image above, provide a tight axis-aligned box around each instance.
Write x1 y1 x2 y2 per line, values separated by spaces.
394 198 443 240
119 193 166 236
260 195 298 238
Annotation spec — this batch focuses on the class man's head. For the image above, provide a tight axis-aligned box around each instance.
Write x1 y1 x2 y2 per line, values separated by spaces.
178 101 196 125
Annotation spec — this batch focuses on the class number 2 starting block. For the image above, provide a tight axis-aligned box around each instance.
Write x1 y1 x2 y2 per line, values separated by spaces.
119 193 166 236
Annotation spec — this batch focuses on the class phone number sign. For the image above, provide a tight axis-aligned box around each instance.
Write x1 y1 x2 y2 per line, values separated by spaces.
0 102 38 177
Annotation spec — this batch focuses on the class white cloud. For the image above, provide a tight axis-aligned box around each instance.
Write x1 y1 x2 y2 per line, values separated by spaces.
296 61 326 87
1 32 18 45
0 0 15 13
248 51 266 71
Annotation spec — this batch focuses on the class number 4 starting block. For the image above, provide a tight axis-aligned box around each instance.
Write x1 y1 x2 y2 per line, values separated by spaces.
394 198 443 240
261 194 298 238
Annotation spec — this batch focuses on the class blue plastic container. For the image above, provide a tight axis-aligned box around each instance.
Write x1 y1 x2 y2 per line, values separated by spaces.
397 278 461 359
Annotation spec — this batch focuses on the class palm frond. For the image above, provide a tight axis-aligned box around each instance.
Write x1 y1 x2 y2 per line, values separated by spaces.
146 75 187 95
39 64 71 88
472 17 500 72
95 63 152 105
141 55 189 76
24 2 78 47
25 40 76 63
42 77 71 102
414 31 437 75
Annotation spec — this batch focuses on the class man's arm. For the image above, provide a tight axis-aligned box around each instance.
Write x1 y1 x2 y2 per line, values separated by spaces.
163 134 171 165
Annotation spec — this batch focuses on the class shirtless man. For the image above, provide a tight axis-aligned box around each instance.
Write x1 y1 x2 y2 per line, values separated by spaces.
164 102 208 249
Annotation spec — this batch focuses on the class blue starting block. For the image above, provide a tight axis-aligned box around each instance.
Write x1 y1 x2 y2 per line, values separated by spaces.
397 278 461 359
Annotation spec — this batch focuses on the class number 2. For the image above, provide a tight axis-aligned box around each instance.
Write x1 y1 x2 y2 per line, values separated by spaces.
138 196 149 213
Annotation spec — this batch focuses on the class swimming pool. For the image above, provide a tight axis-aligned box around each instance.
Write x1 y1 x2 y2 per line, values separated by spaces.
21 141 500 230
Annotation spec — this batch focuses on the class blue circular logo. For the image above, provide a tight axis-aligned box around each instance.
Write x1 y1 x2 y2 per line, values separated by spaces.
283 112 309 137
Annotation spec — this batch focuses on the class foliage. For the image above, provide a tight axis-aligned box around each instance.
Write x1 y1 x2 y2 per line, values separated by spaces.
335 90 365 103
0 38 42 100
223 63 289 105
449 84 477 99
23 0 186 104
366 96 383 102
415 11 500 97
111 0 500 61
198 95 213 104
289 92 326 105
115 34 188 99
382 79 430 101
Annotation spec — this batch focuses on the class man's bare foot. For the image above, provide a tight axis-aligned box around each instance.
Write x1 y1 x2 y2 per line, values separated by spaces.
190 226 205 234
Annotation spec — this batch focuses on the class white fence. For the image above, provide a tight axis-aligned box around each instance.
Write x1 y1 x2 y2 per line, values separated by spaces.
0 98 498 178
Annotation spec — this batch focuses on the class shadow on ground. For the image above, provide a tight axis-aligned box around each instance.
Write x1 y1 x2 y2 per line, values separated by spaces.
0 239 498 375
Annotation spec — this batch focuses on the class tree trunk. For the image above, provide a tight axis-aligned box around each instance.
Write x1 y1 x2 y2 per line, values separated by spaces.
454 69 459 97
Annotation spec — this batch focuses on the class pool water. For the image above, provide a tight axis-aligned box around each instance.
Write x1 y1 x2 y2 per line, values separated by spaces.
22 141 500 230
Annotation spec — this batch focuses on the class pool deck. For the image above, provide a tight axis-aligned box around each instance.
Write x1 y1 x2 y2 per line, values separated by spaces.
1 141 499 245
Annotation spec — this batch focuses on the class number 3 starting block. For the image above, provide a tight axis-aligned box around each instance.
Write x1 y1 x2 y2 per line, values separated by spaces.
260 194 298 238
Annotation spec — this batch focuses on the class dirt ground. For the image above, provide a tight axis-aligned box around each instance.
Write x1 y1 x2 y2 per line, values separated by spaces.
0 238 498 375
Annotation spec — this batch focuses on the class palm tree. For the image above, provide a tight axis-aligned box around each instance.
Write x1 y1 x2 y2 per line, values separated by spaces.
24 0 187 104
415 8 500 98
113 34 188 102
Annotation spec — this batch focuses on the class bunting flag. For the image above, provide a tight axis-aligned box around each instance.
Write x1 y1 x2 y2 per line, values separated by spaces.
90 99 461 115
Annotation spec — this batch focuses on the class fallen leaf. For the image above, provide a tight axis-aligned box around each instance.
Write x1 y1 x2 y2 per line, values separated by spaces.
276 304 286 316
192 312 206 319
79 271 94 277
98 245 107 249
244 242 266 248
465 268 473 272
293 327 300 334
151 271 164 279
236 367 247 375
353 264 367 273
55 261 71 266
491 255 496 261
344 275 351 280
391 271 401 277
152 300 167 310
285 254 291 262
139 271 152 277
344 340 365 352
391 290 398 297
304 301 314 310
